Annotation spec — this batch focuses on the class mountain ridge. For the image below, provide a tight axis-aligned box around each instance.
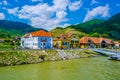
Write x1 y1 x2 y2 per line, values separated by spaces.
51 12 120 40
0 13 120 40
0 20 46 38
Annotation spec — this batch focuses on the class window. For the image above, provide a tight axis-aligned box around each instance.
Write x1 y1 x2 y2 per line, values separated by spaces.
33 43 37 46
71 41 74 43
75 41 79 43
101 40 106 44
88 39 92 43
62 42 64 45
43 43 46 46
62 42 68 45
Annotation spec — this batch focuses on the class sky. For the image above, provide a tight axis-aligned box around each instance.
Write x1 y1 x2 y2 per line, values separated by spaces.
0 0 120 30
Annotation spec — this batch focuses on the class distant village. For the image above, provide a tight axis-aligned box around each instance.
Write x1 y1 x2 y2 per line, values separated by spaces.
21 30 120 49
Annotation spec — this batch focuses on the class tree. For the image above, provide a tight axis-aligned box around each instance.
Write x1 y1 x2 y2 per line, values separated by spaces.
91 33 100 37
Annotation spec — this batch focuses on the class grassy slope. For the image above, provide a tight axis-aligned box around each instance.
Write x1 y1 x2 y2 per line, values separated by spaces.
50 27 87 38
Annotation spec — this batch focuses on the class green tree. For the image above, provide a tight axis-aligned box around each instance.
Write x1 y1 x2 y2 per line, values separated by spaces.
91 33 100 37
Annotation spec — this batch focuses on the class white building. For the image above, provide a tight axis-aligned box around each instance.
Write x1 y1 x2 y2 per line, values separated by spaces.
21 30 53 49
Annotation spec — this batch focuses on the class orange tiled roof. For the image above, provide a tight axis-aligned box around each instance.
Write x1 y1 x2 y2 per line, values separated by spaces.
99 38 112 44
79 36 113 44
24 30 52 38
114 41 120 44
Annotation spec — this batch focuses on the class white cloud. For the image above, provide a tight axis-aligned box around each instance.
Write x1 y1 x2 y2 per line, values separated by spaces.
3 0 8 5
83 4 109 22
0 13 5 20
91 0 98 5
8 7 19 15
53 0 69 11
61 23 71 28
7 0 83 30
68 0 83 11
0 0 9 6
7 2 67 30
56 11 67 19
31 0 42 2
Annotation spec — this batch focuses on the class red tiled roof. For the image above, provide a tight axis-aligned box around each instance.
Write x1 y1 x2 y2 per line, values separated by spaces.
79 36 113 44
24 30 52 38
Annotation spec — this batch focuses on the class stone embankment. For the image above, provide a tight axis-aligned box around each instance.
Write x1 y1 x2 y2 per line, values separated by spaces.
0 49 98 66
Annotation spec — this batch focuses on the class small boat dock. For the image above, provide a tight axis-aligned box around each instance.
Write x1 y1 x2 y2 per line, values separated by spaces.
91 48 120 60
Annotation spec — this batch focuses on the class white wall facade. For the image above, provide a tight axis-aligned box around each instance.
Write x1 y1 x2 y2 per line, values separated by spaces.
21 34 53 49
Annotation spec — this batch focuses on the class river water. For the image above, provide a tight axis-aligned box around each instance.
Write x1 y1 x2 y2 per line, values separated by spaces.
0 56 120 80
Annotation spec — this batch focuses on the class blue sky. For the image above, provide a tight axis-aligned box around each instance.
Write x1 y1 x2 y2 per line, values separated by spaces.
0 0 120 30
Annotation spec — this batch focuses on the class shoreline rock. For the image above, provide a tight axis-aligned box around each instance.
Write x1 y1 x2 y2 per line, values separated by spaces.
0 49 99 66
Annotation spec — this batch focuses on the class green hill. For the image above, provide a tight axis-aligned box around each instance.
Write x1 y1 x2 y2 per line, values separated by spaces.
0 20 43 38
94 13 120 39
51 19 105 38
51 13 120 40
68 19 105 33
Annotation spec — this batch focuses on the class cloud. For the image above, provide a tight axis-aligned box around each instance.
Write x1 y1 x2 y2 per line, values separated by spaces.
68 0 83 11
56 11 67 19
83 4 109 22
0 13 5 20
91 0 98 5
61 23 71 28
53 0 69 11
0 0 9 6
7 2 67 30
3 0 8 5
7 0 83 30
31 0 42 2
0 0 10 6
8 7 19 15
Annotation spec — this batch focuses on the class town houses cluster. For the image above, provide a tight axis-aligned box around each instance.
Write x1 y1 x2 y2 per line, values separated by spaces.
21 30 120 49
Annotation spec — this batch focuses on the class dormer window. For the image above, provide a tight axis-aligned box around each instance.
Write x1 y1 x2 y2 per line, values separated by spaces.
88 39 92 43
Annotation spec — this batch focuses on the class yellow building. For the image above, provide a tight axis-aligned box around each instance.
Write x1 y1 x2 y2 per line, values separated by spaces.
53 33 79 49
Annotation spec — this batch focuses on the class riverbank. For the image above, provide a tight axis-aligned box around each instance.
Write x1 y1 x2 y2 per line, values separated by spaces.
0 49 99 66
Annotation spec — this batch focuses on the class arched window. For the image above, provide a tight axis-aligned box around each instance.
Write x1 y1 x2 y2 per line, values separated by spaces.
101 40 106 44
101 40 106 48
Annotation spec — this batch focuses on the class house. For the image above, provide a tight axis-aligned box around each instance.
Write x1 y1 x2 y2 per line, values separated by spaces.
21 30 53 49
53 33 79 49
79 36 113 48
113 41 120 48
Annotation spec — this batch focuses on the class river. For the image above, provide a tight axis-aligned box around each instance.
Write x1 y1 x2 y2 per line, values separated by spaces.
0 56 120 80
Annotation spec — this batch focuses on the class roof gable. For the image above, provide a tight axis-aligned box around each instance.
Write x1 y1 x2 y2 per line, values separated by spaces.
23 30 52 38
